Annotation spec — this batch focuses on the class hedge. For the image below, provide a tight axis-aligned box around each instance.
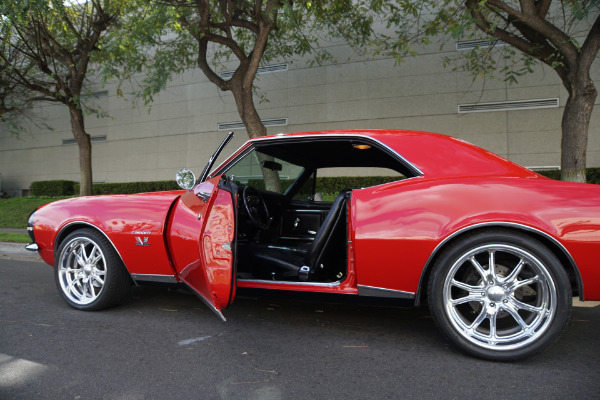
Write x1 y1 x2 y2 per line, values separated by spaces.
315 176 401 193
585 168 600 184
30 168 600 197
31 180 76 196
536 167 600 184
247 176 402 195
536 170 561 180
73 180 181 195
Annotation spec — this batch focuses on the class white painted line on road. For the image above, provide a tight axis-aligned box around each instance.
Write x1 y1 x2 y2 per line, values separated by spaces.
178 336 212 346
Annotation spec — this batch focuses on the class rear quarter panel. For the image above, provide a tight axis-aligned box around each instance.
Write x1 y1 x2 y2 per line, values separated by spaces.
351 176 600 301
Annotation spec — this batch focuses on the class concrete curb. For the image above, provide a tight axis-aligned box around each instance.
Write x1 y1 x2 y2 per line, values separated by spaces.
0 242 41 261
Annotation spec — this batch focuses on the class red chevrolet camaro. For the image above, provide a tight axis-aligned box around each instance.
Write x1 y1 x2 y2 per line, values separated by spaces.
26 129 600 360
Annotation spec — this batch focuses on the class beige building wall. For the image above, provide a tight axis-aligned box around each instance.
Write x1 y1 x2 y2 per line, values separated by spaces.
1 37 599 196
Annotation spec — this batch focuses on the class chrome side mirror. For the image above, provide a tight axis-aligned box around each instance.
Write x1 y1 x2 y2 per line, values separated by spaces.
176 169 196 190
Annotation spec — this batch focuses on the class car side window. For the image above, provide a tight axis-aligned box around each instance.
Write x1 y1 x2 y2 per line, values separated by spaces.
292 170 316 201
310 167 405 201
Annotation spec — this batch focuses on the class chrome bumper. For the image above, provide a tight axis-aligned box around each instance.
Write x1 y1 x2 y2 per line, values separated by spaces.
25 243 39 252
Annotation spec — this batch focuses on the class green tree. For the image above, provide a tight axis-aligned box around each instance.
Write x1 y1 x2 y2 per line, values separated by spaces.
120 0 400 191
435 1 600 182
0 31 41 133
0 0 139 195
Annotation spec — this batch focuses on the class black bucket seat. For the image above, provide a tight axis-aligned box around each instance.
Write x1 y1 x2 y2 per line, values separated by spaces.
241 189 350 281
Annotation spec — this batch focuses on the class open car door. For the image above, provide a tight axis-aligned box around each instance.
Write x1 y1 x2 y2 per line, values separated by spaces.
168 175 237 320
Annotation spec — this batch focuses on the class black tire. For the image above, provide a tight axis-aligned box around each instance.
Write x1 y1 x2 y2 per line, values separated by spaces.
428 230 572 361
54 229 131 311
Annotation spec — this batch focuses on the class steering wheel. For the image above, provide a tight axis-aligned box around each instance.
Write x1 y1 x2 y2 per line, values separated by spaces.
242 186 271 230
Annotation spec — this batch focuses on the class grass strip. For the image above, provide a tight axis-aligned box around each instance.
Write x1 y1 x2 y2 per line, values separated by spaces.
0 197 62 228
0 233 30 243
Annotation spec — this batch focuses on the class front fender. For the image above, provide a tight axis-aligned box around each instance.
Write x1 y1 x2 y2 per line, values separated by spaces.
33 191 184 278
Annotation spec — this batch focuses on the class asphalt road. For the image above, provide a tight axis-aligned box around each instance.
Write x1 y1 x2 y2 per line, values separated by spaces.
1 256 599 400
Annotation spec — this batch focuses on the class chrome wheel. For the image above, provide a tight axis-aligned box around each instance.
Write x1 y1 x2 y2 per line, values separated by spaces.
443 244 555 351
429 230 571 360
58 236 107 305
55 229 131 310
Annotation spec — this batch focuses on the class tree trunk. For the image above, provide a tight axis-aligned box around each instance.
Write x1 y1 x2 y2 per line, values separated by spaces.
231 76 281 193
230 77 267 139
560 77 597 183
69 105 93 196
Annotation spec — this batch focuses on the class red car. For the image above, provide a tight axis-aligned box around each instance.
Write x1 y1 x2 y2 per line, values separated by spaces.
26 129 600 360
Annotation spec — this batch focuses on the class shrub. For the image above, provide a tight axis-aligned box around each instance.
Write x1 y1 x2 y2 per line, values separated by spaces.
586 168 600 184
31 180 76 196
247 176 402 195
536 168 600 184
315 176 401 193
65 167 600 198
536 170 561 180
74 180 180 195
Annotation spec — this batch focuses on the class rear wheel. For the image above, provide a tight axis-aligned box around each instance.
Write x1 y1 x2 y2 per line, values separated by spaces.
428 230 571 360
55 229 131 310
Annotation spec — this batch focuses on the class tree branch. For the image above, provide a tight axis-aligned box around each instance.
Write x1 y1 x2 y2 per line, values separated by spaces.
578 12 600 75
197 37 229 90
536 0 552 19
485 0 579 65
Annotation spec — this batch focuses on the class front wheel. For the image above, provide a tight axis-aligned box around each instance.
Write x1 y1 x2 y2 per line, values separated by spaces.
55 229 131 311
428 230 572 361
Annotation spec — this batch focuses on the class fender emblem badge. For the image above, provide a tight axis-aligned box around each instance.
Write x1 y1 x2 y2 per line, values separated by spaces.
135 237 150 246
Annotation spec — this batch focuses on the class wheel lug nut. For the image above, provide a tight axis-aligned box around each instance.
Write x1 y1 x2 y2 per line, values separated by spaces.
490 302 495 307
503 299 508 304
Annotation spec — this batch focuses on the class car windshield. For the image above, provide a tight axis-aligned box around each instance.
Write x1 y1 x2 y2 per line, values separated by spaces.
225 149 304 194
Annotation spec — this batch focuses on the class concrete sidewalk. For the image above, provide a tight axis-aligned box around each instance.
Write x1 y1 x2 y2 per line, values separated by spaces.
0 228 36 259
0 241 41 261
0 228 28 234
